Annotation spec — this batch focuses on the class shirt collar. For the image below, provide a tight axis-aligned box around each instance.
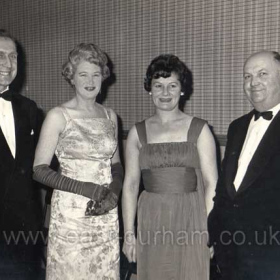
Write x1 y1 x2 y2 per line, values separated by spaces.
268 103 280 120
0 86 9 95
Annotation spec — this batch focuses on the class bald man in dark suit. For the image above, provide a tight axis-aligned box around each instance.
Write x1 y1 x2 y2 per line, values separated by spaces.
209 51 280 280
0 30 44 279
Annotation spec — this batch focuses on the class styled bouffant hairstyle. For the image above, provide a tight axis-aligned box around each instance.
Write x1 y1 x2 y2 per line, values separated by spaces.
62 43 110 85
144 54 193 98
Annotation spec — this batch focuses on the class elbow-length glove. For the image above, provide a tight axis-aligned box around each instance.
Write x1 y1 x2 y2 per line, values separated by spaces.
86 162 124 216
33 164 110 202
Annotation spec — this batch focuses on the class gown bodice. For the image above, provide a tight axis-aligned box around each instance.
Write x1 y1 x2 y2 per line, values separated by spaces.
137 118 204 194
55 107 117 184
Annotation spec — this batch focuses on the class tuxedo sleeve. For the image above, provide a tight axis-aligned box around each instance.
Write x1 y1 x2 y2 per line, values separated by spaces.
208 122 236 246
213 121 236 204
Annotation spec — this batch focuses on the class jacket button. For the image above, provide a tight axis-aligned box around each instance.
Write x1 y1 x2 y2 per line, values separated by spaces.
233 204 239 208
20 168 26 174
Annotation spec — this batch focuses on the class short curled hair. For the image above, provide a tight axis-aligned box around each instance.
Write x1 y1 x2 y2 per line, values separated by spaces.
144 54 193 98
62 43 110 85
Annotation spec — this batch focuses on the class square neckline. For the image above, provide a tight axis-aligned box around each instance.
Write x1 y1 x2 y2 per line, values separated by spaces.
60 105 111 120
143 117 194 145
59 106 115 136
136 117 206 149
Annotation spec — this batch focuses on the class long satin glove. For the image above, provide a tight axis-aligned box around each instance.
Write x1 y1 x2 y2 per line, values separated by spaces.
86 162 124 215
33 164 110 202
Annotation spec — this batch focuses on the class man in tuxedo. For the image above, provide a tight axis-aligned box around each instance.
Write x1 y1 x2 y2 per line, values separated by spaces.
209 50 280 280
0 30 44 278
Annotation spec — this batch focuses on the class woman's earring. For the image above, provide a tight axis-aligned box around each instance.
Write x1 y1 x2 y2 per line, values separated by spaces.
149 92 152 96
180 92 184 96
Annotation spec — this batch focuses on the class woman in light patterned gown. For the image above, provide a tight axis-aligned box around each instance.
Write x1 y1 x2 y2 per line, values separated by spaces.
33 43 123 280
122 54 218 279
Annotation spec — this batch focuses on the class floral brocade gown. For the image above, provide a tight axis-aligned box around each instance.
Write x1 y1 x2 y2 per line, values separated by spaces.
136 117 210 280
46 107 120 280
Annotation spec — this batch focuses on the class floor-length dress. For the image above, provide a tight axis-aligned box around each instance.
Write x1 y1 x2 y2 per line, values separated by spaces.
136 117 210 280
46 107 120 280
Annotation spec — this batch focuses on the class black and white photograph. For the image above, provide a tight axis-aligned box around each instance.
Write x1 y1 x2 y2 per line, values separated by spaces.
1 1 280 279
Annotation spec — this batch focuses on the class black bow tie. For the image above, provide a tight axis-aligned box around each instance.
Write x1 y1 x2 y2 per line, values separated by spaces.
0 90 13 101
254 110 273 121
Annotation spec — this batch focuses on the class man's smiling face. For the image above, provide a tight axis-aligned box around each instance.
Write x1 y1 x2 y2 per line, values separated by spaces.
0 37 18 92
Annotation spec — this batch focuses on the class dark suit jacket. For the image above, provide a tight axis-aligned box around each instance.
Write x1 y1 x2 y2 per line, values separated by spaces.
0 91 43 237
209 110 280 279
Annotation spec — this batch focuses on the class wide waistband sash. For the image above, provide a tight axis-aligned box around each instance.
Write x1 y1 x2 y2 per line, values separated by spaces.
142 167 197 194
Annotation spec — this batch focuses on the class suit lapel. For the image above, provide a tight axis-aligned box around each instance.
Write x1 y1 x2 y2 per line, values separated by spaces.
224 112 253 199
0 125 15 162
237 111 280 194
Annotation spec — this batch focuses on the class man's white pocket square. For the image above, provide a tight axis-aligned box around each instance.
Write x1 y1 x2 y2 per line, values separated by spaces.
31 129 34 135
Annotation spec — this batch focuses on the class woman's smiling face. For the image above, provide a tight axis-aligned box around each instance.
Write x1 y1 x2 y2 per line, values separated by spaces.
72 60 103 100
151 72 182 111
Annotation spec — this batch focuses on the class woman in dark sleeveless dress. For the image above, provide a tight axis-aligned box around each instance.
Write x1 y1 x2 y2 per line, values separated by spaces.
122 54 218 279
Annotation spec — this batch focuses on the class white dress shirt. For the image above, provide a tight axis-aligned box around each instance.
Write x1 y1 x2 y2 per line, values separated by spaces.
233 103 280 190
0 87 16 158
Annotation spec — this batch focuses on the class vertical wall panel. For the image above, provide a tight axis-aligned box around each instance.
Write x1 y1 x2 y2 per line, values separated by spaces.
1 0 280 135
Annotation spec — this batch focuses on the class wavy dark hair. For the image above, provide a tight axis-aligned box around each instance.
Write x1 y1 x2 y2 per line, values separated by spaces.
144 54 193 98
62 43 110 86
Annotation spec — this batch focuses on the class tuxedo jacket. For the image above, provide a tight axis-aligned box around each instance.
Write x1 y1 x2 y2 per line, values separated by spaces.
0 91 43 234
209 110 280 278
